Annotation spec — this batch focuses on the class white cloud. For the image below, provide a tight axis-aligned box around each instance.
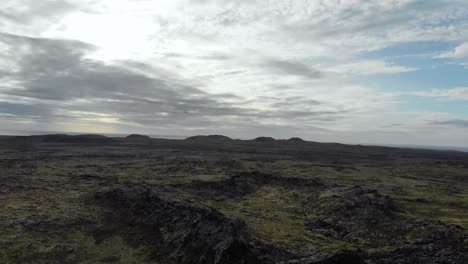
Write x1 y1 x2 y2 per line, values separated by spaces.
326 60 417 76
412 87 468 101
436 42 468 58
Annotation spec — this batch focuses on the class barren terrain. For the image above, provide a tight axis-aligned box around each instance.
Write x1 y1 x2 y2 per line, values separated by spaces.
1 134 467 263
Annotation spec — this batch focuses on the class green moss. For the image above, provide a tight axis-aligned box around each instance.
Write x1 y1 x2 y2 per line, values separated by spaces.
199 186 327 255
2 144 467 261
76 234 155 264
368 245 397 254
321 241 357 253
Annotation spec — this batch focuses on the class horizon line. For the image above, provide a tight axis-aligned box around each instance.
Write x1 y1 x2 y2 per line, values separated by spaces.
1 130 467 153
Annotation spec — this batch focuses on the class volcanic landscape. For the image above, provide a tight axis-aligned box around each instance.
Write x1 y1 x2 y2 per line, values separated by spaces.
1 134 467 263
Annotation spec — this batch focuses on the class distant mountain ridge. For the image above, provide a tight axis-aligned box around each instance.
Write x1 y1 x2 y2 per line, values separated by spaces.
1 132 467 152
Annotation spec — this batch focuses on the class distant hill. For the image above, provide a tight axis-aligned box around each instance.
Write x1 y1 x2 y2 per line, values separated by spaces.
185 135 233 141
288 137 305 142
253 137 276 142
7 134 114 144
126 134 151 140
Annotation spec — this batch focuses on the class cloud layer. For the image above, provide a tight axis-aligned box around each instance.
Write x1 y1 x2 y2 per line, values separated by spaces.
0 0 467 146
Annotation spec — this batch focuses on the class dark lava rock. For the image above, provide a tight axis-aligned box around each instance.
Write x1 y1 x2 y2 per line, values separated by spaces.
306 186 399 240
178 171 323 198
306 186 467 264
369 242 466 264
95 188 262 264
367 220 467 264
322 186 398 221
126 134 151 139
280 250 366 264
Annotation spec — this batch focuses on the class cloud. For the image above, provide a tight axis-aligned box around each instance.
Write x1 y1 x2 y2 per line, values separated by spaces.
433 119 468 128
0 101 51 118
328 60 417 76
0 0 83 38
0 33 244 120
436 42 468 58
0 32 351 134
0 0 77 24
262 59 322 79
412 87 468 101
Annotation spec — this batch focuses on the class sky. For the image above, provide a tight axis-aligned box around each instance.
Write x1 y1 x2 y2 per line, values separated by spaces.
0 0 468 146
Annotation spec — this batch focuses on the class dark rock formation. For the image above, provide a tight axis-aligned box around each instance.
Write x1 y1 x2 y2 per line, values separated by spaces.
95 188 262 264
306 186 467 263
280 250 366 264
321 186 398 220
368 240 466 264
178 171 323 198
306 186 399 240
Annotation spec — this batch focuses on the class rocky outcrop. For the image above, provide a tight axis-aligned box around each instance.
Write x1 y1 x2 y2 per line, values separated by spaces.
279 250 366 264
95 188 262 264
178 171 323 198
306 186 467 264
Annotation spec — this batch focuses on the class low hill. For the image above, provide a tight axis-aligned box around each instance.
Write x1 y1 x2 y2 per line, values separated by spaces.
252 136 276 142
126 134 151 140
287 137 305 143
185 135 233 141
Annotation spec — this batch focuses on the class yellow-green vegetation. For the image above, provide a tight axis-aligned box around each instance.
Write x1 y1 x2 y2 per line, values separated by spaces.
204 187 323 255
76 234 154 264
241 160 468 230
0 137 467 263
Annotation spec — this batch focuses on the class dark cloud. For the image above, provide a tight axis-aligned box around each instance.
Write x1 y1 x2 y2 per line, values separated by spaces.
201 52 233 61
0 10 18 22
0 101 51 117
0 0 78 24
0 33 251 123
0 32 347 132
433 119 468 128
271 97 322 108
262 59 322 79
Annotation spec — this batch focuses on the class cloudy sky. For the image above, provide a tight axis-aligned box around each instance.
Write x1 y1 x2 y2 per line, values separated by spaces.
1 0 468 146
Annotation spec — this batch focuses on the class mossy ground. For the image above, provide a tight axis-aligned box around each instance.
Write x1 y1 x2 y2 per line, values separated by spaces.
0 140 467 263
